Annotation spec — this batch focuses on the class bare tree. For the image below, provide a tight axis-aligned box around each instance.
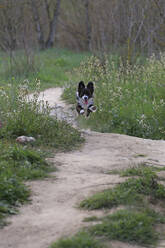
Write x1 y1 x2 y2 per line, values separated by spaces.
83 0 92 51
46 0 61 48
0 0 165 56
31 0 45 49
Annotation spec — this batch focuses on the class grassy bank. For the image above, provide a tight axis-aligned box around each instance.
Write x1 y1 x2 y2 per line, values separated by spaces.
63 53 165 140
0 79 83 227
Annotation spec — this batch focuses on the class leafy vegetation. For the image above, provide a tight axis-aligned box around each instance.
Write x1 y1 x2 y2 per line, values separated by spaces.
63 53 165 139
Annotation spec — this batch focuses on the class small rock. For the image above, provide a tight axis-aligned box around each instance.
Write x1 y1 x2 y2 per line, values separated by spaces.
16 136 36 144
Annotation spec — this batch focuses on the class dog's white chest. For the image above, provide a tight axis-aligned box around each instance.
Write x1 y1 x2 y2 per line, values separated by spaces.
76 92 93 109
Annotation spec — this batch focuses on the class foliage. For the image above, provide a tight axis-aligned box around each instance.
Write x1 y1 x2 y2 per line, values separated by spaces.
63 53 165 139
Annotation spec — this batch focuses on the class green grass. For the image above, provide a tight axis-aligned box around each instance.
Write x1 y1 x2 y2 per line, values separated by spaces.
0 142 54 180
0 84 83 150
0 141 54 227
63 53 165 140
78 165 165 246
50 208 165 247
80 180 144 210
83 216 99 222
80 167 165 210
0 64 84 227
120 163 165 177
50 232 104 248
108 164 165 177
0 48 90 90
89 209 164 246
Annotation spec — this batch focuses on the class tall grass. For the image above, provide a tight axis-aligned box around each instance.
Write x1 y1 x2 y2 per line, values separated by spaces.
0 80 83 149
0 48 90 89
63 53 165 139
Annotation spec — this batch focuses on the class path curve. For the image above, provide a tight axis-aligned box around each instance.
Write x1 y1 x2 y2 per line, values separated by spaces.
1 88 165 248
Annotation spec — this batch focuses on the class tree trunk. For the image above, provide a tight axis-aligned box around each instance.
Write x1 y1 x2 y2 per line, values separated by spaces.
84 0 92 51
46 0 61 48
31 0 45 49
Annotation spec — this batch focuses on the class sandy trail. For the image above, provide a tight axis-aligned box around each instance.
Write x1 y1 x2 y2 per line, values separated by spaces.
1 88 165 248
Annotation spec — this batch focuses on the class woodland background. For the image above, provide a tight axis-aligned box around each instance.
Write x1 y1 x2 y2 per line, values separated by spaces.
0 0 165 61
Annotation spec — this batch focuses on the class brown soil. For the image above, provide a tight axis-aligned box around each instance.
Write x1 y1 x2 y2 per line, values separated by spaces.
1 88 165 248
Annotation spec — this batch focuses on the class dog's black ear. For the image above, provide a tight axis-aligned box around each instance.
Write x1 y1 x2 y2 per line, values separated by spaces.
87 81 94 95
78 81 85 94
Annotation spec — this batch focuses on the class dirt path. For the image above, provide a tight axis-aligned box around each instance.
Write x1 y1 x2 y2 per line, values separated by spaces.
1 88 165 248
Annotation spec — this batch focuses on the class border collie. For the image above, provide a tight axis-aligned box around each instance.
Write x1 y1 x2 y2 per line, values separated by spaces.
76 81 96 117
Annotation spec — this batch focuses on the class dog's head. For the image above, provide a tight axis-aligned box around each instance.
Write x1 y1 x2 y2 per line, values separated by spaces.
78 81 94 104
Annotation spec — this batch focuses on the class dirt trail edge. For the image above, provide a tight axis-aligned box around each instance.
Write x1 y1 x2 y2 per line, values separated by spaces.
1 88 165 248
